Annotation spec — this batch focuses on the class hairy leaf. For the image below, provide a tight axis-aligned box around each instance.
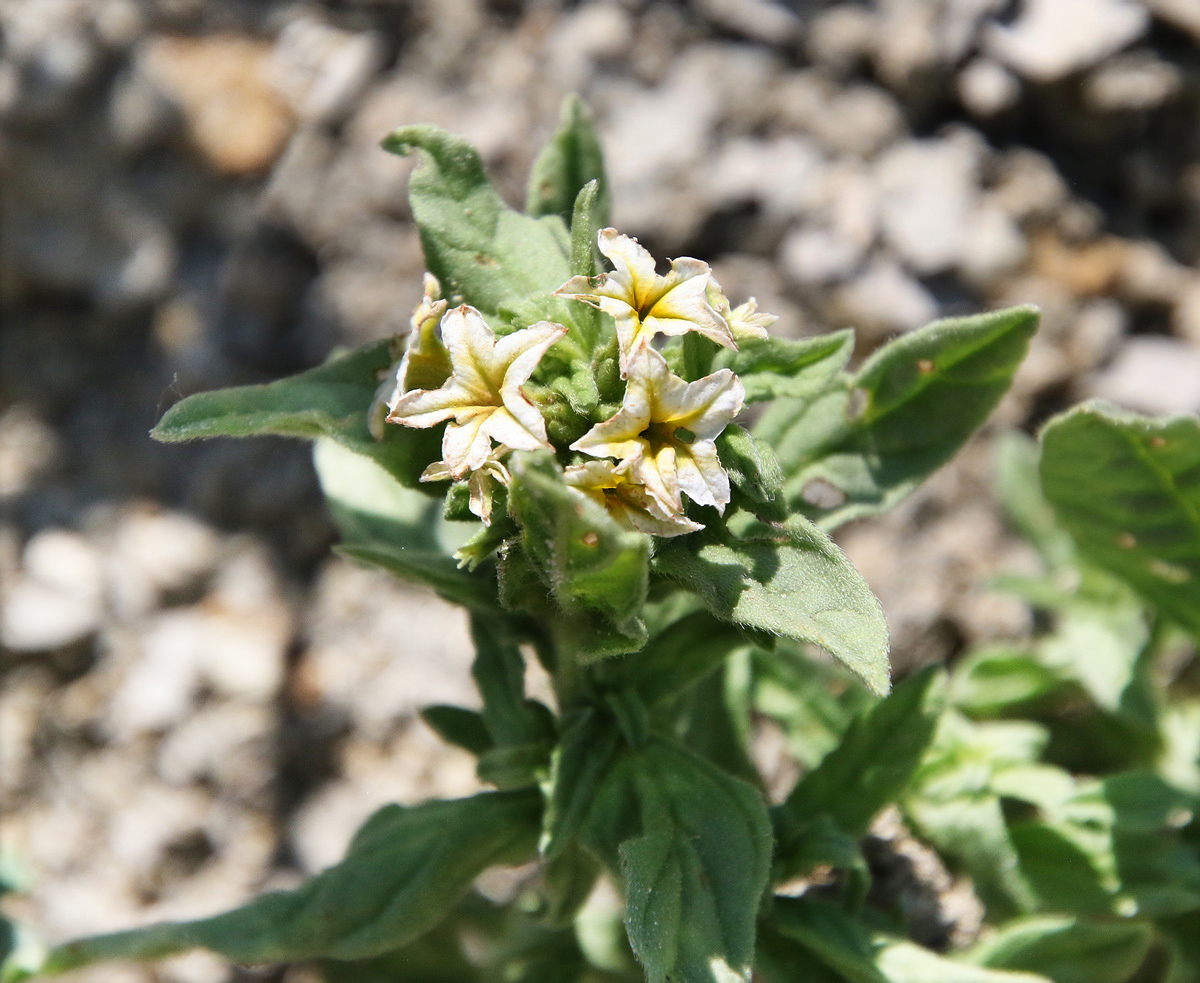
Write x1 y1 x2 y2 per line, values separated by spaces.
608 738 773 983
336 543 499 613
46 791 541 971
527 94 610 228
757 306 1038 529
1040 402 1200 635
713 329 853 404
774 667 944 875
153 340 440 488
655 516 890 695
382 125 580 333
508 452 649 650
966 916 1154 983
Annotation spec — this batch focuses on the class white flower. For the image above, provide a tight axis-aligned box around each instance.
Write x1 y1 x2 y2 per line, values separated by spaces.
556 228 735 376
387 305 566 477
570 345 744 515
423 450 510 525
706 278 777 342
564 459 704 537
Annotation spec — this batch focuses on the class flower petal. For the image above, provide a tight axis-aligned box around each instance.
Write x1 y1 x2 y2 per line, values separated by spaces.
674 440 731 512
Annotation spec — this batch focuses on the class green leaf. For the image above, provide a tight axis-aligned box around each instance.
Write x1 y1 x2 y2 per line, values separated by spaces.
966 916 1153 983
713 329 853 404
420 705 492 756
469 615 554 748
508 452 649 648
313 438 443 552
717 424 787 521
655 516 890 695
610 738 773 983
768 898 888 983
1010 771 1200 917
773 667 943 878
382 125 578 331
542 708 624 861
335 542 500 613
527 95 610 229
758 305 1038 530
903 714 1047 914
46 791 541 971
993 430 1075 567
1040 402 1200 635
608 610 747 707
874 941 1051 983
948 645 1065 717
153 339 441 488
750 651 866 769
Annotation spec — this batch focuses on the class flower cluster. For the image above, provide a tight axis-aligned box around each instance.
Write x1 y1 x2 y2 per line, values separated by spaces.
383 229 776 537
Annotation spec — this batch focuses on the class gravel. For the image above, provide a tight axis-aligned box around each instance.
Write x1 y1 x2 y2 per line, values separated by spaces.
3 0 1200 977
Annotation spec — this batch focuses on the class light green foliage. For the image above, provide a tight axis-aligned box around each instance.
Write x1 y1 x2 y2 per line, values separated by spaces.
153 339 441 488
966 916 1155 983
656 516 890 694
33 100 1200 983
527 95 610 229
1040 402 1200 635
758 305 1038 529
41 791 541 972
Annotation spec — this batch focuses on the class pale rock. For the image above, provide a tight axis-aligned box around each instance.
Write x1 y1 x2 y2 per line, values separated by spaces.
0 405 60 496
695 0 801 45
105 505 222 619
107 609 206 736
301 559 476 738
985 0 1148 83
1139 0 1200 43
547 2 633 90
1116 239 1190 305
137 34 294 175
959 201 1028 286
1 530 104 651
781 225 867 285
289 725 479 873
1172 277 1200 347
1066 299 1128 375
108 784 213 876
1085 52 1182 112
271 14 384 124
806 5 878 72
0 668 52 796
157 702 274 790
1087 337 1200 415
991 149 1068 221
707 136 827 219
875 136 980 275
833 257 939 336
769 74 905 158
957 58 1021 116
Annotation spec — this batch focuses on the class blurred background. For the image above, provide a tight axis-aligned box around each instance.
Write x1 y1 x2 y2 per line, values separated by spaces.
2 0 1200 978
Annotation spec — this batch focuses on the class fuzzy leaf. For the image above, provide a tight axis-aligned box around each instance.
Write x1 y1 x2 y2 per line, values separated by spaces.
610 738 773 983
966 916 1154 983
508 452 649 643
655 516 890 695
717 424 787 521
713 330 853 404
420 705 492 756
336 542 499 613
527 95 610 228
774 667 944 872
1040 402 1200 635
153 340 440 489
46 791 541 971
382 125 579 332
757 306 1038 530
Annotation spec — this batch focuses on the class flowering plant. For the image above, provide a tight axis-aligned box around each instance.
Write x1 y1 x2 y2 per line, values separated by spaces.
5 98 1094 983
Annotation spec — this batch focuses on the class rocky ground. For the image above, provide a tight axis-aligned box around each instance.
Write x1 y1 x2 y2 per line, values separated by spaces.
2 0 1200 979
